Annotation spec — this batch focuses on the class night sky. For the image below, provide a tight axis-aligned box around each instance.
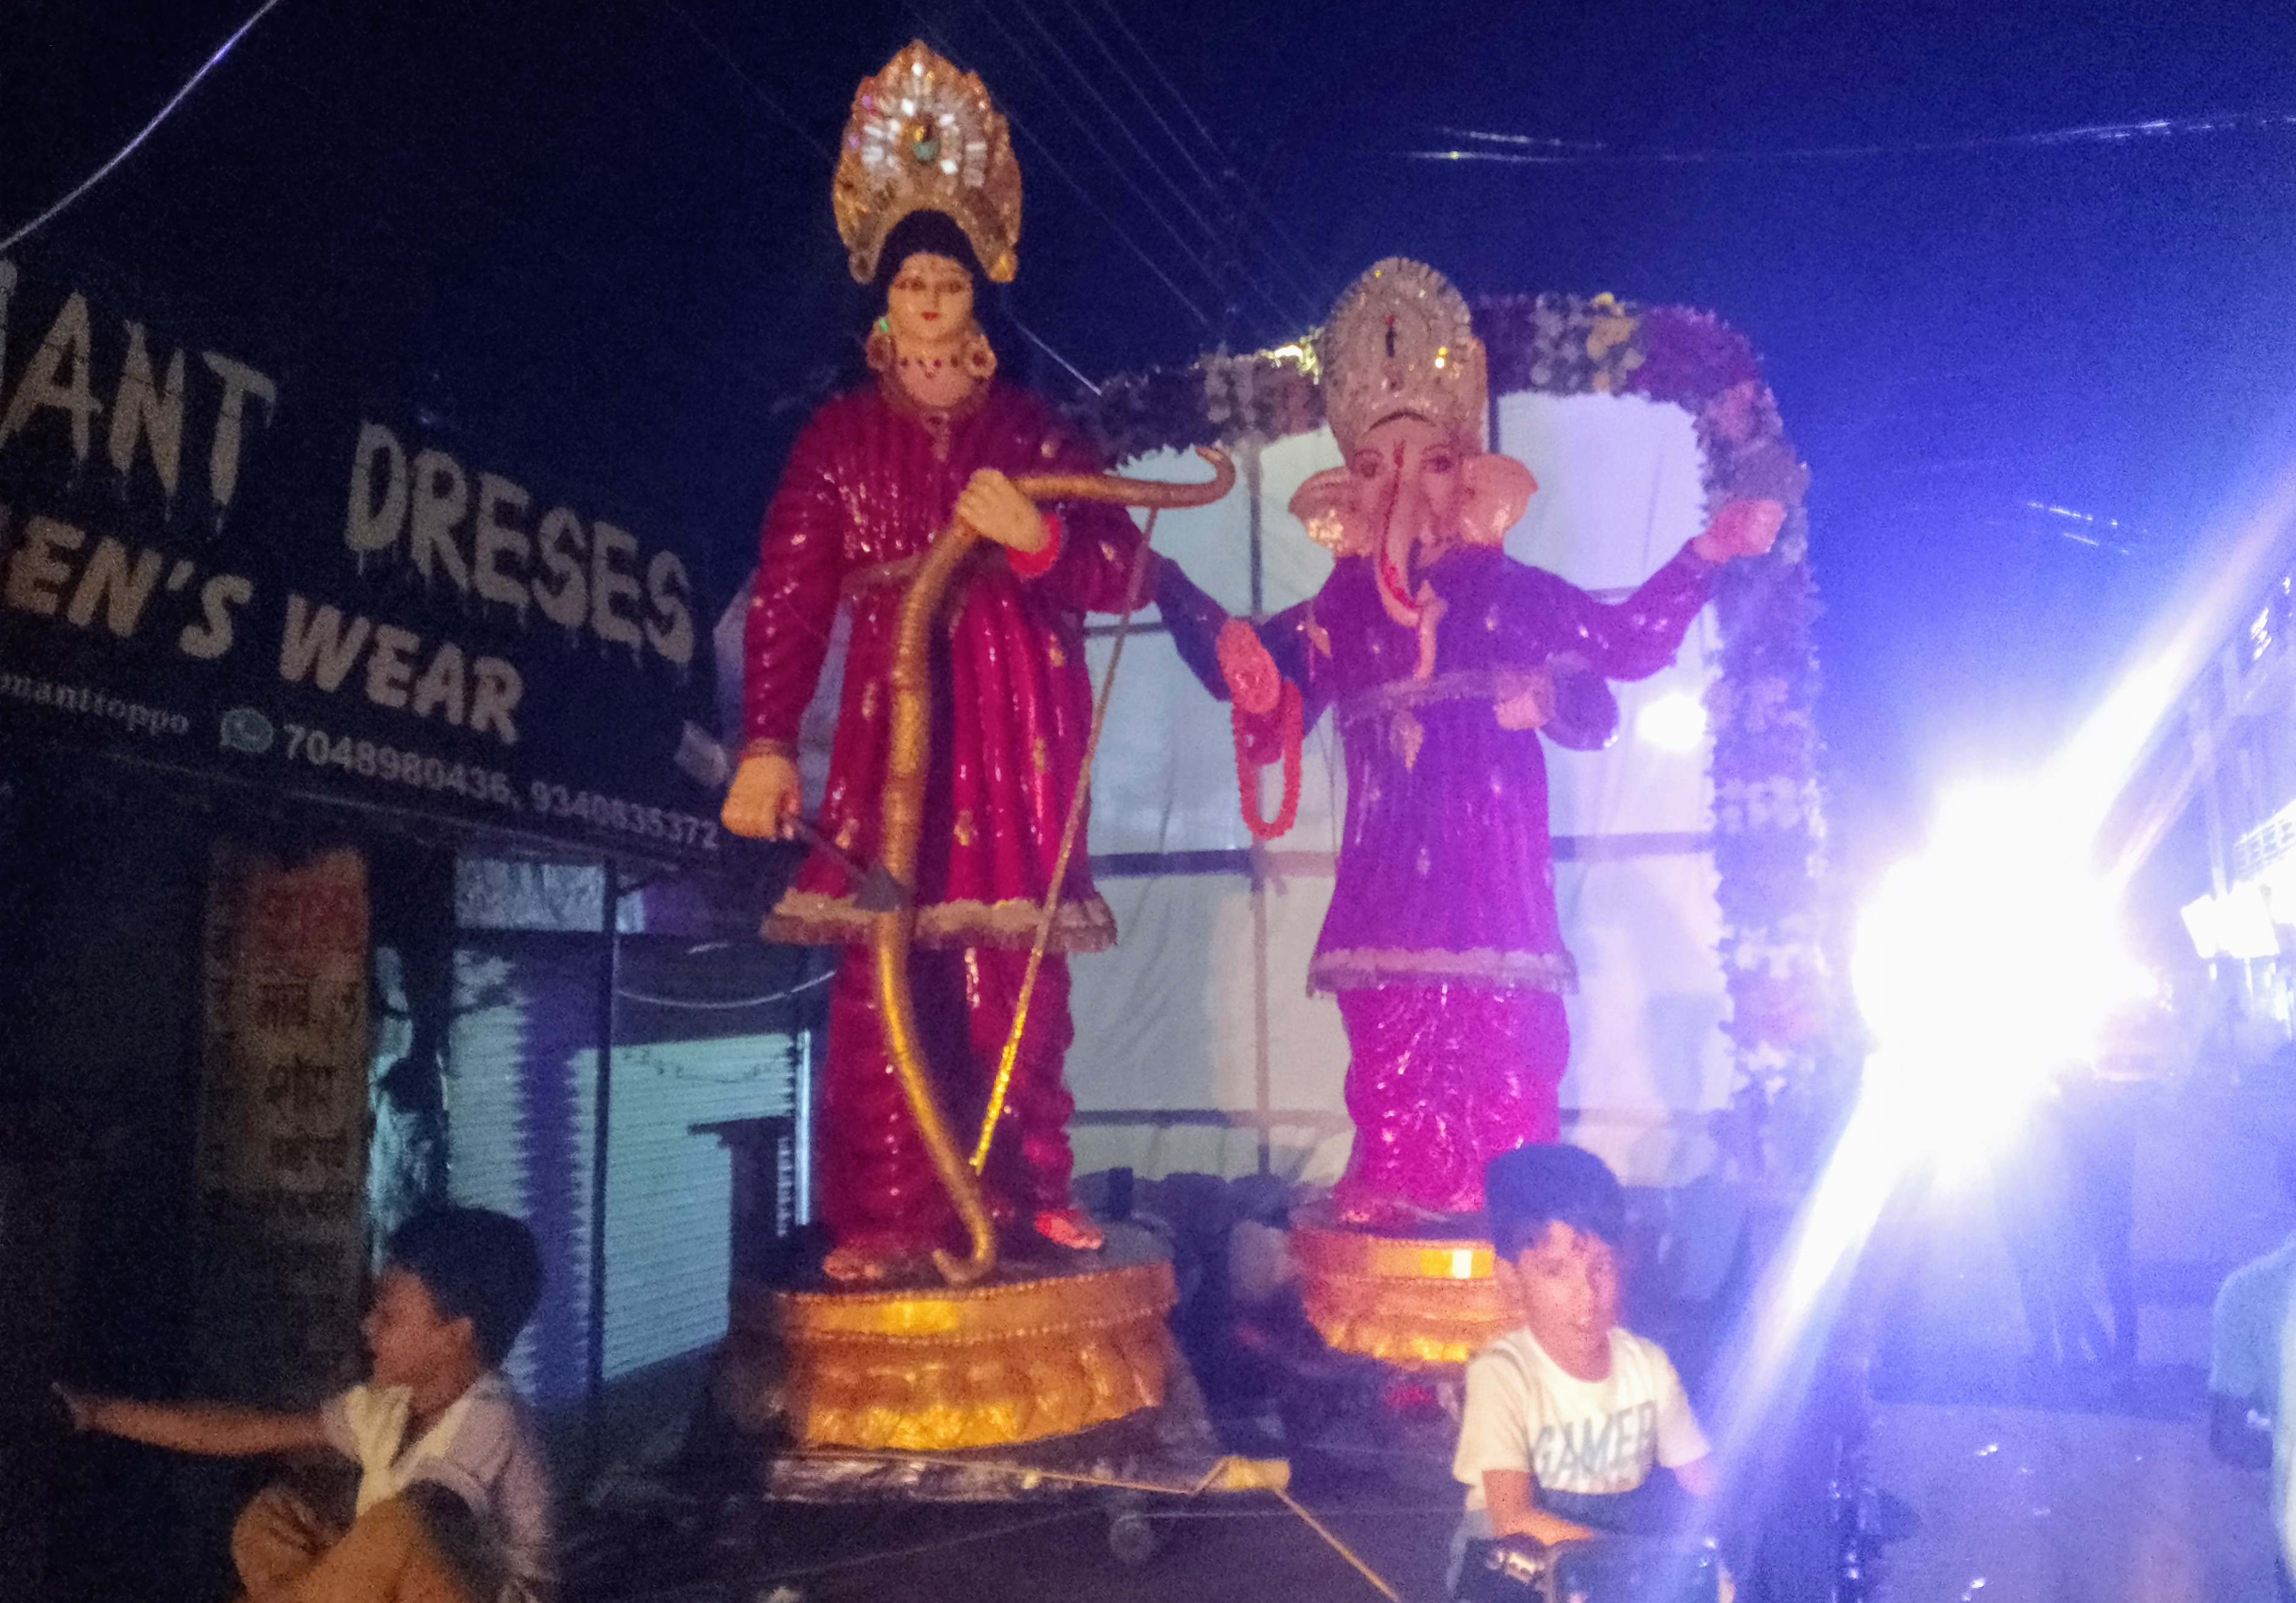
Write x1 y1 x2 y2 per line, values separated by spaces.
10 0 2296 930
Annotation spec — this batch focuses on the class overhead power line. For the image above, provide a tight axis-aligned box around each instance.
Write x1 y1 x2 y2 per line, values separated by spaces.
899 16 1220 336
1055 0 1319 325
1406 109 2296 167
649 0 833 160
956 1 1256 322
0 0 290 257
1079 0 1329 309
999 0 1310 331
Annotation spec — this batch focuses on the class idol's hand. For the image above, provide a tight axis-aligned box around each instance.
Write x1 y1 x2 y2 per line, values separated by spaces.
1216 618 1282 717
722 752 800 840
1493 666 1557 731
954 468 1050 553
1692 498 1784 563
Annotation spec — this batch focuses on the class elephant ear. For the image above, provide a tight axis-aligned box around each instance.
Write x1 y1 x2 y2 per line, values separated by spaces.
1288 465 1375 557
1458 452 1537 547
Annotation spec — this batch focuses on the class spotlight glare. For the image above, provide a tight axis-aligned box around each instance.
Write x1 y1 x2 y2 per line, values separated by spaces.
1850 780 2154 1170
1636 690 1708 752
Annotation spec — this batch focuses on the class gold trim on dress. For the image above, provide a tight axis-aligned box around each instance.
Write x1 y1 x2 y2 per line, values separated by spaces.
1337 667 1548 727
766 889 1118 953
1310 945 1578 994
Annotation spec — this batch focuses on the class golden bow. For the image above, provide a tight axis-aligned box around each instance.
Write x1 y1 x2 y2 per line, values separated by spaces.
878 448 1236 1286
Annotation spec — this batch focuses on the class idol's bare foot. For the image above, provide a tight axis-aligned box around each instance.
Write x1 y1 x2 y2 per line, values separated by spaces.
1333 1194 1448 1232
822 1243 898 1284
1033 1209 1104 1252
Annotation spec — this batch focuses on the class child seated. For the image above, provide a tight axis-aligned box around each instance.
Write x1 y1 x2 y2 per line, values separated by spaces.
59 1206 551 1603
1450 1143 1715 1594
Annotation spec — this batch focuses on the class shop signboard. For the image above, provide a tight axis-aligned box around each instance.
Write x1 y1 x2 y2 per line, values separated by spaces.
0 253 732 864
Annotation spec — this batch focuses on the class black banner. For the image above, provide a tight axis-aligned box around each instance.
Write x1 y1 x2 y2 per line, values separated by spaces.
0 253 733 864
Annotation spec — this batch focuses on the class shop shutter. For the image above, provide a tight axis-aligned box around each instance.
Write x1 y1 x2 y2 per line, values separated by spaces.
443 943 793 1410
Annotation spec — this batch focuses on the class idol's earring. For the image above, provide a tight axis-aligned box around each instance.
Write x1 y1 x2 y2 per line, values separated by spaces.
960 324 997 382
865 314 895 375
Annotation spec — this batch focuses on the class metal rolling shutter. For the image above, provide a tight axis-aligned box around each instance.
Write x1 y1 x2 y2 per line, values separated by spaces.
443 942 794 1410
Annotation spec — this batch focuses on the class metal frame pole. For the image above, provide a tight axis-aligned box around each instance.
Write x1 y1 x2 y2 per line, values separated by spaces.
586 862 619 1454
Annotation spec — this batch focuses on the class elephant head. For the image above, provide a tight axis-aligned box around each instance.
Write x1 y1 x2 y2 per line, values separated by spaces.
1290 414 1537 628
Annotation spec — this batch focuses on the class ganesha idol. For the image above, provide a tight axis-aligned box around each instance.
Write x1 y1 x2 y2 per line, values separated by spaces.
1191 259 1782 1231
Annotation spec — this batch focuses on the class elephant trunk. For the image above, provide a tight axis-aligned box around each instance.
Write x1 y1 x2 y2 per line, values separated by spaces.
1375 473 1431 628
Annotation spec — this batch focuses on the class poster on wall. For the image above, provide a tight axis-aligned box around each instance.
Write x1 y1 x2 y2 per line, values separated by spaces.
193 843 372 1401
0 252 730 865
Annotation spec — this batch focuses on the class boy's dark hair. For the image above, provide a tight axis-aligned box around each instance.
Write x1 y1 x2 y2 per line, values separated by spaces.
385 1207 542 1368
1484 1142 1627 1261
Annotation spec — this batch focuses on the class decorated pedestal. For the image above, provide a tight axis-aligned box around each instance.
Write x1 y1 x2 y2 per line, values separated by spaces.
1291 1203 1509 1371
719 1226 1178 1451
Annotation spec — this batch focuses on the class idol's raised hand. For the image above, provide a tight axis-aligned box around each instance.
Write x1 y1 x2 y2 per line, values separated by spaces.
1691 497 1785 563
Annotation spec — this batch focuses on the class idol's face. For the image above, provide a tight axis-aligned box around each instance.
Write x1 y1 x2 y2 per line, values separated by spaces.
1288 413 1536 628
884 251 976 349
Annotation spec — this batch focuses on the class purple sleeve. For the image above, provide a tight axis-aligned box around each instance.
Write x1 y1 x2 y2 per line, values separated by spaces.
1507 546 1718 685
1541 653 1620 752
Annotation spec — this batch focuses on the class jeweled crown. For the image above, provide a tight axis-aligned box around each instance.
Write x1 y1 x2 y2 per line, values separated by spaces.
1318 258 1488 454
834 42 1022 285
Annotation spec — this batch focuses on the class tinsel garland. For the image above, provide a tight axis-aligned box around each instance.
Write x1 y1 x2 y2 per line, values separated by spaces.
1060 295 1828 1177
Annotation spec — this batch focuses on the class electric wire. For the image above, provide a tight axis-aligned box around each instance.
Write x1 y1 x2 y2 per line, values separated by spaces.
633 2 1105 398
901 20 1218 336
647 0 833 159
0 0 290 257
948 3 1253 327
996 0 1307 331
1060 0 1323 320
1408 108 2296 166
1081 0 1329 305
1013 317 1104 396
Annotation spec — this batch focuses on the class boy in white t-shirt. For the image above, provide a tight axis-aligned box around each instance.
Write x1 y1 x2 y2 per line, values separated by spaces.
1450 1143 1715 1593
59 1207 552 1603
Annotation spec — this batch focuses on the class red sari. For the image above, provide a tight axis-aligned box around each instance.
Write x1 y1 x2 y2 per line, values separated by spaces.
744 376 1157 1255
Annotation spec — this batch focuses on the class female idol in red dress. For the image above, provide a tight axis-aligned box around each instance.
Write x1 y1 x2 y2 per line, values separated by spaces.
722 45 1230 1281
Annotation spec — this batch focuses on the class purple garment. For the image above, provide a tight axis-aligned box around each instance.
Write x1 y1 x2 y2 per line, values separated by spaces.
1253 543 1718 994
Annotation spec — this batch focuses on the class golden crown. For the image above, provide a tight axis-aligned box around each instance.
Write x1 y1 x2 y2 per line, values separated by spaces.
1318 258 1488 454
833 42 1022 285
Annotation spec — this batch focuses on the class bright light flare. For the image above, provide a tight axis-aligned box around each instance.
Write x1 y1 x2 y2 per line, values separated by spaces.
1851 781 2155 1168
1705 454 2296 1511
1634 690 1708 752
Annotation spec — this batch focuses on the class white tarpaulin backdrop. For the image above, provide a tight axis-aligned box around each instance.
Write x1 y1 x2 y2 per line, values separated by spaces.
1062 390 1731 1187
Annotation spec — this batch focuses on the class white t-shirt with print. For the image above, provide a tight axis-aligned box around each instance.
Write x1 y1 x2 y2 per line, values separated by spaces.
321 1369 553 1599
1453 1326 1709 1512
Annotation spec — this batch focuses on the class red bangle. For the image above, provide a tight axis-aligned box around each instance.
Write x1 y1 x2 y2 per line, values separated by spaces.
1007 510 1063 579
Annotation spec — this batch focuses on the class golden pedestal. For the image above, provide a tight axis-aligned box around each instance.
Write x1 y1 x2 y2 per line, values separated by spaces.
720 1231 1178 1451
1291 1205 1509 1371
